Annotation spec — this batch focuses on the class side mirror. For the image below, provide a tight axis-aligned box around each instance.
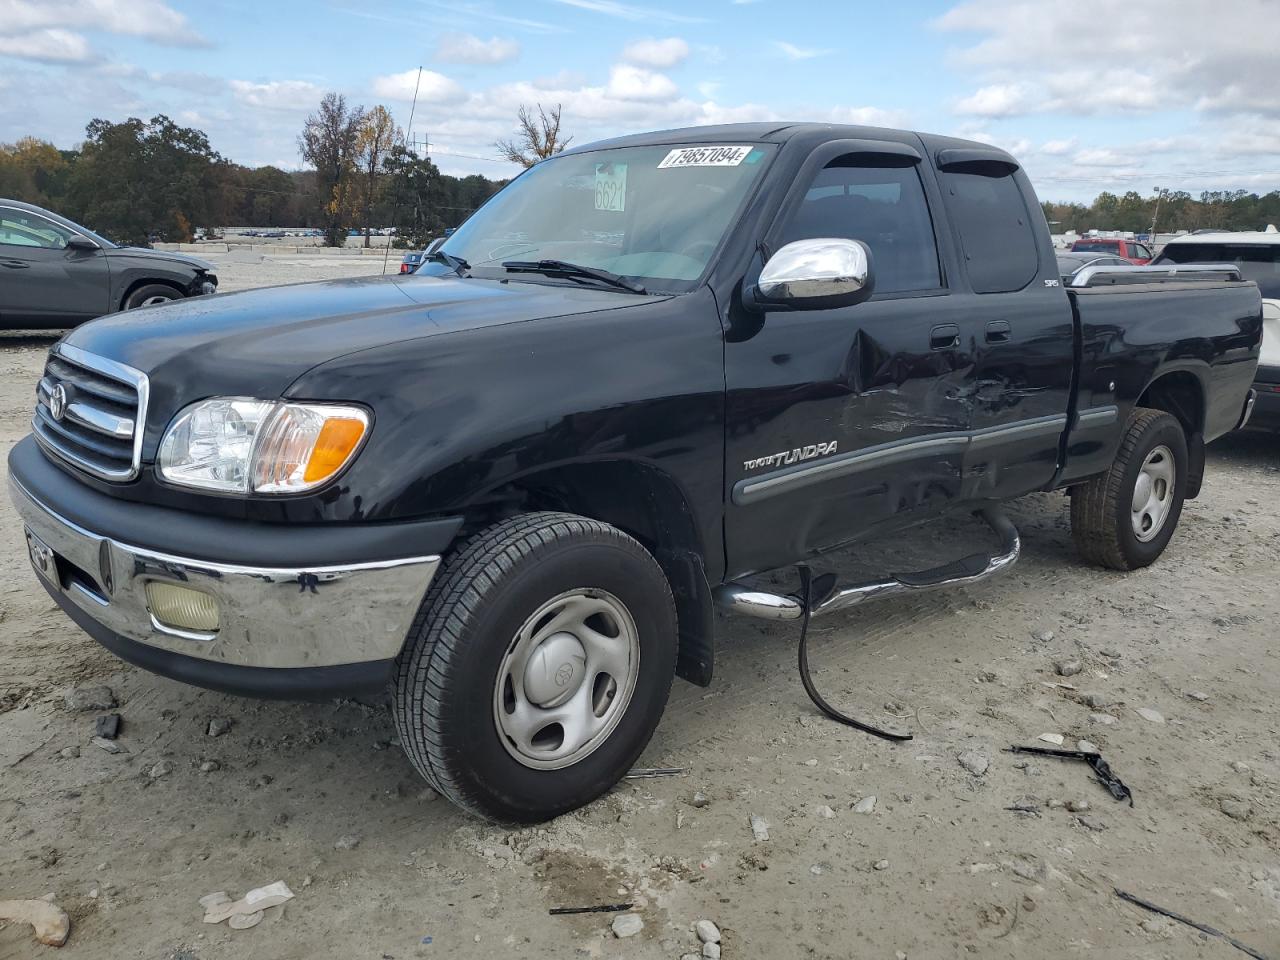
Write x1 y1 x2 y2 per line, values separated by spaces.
425 237 446 255
65 234 100 252
747 238 873 311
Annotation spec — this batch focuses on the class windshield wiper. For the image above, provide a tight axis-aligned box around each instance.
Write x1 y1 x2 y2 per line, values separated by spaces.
425 250 470 277
501 259 647 294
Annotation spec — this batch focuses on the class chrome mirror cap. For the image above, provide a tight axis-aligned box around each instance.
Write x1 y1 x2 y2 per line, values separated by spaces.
755 237 872 307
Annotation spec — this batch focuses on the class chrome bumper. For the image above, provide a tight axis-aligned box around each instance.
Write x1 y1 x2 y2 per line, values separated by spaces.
9 474 439 669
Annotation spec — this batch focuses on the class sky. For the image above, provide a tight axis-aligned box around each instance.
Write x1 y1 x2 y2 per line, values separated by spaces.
1 0 1278 203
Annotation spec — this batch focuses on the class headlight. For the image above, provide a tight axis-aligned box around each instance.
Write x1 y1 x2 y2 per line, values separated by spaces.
158 398 369 494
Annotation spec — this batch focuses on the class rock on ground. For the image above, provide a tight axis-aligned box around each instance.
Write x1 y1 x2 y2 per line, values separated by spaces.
957 751 989 777
1219 798 1253 821
695 920 721 944
63 685 115 712
611 913 643 938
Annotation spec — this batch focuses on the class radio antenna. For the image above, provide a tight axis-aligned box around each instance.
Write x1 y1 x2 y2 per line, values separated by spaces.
381 65 427 276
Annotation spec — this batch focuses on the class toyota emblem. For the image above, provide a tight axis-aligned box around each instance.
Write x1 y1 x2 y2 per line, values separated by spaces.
554 663 574 687
48 383 68 421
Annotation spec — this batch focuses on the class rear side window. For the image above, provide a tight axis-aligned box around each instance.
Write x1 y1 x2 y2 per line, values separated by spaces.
777 155 941 294
1073 240 1119 253
941 164 1039 292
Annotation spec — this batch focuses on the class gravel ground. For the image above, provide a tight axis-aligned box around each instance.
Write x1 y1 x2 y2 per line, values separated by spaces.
1 259 1278 958
207 249 396 293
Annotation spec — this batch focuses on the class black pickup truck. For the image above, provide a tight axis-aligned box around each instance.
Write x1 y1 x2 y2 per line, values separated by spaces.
9 123 1262 822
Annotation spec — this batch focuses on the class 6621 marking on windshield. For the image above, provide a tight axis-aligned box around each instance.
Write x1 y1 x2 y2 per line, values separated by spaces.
658 145 752 169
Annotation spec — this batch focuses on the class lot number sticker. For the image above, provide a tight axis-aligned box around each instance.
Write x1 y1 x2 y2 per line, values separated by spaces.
594 162 627 212
657 145 752 169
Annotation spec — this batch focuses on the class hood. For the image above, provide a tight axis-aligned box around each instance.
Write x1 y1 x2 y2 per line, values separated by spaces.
64 273 666 422
106 246 216 271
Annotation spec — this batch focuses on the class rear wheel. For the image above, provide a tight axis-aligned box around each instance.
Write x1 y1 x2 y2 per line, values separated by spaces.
1071 408 1188 570
123 284 181 310
392 512 677 822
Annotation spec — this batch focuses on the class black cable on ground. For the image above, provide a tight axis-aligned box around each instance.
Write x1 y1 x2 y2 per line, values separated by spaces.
795 565 913 743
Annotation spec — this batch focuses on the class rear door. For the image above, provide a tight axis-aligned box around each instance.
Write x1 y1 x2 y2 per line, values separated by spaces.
929 149 1076 499
0 206 110 327
723 138 980 577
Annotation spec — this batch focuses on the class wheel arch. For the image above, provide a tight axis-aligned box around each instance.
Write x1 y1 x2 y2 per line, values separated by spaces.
464 459 715 686
118 277 186 311
1136 367 1207 497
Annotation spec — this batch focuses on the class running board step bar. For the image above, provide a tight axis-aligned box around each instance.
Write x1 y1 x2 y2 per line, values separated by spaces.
714 508 1021 621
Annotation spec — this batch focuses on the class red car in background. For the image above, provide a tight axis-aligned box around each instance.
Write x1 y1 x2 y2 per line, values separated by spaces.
1071 237 1154 264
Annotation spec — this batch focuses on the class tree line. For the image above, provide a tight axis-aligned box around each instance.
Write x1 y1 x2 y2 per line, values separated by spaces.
0 98 506 248
10 97 1276 248
1042 189 1280 236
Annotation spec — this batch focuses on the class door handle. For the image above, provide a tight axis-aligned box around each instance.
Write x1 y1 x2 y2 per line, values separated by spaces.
0 259 29 269
929 323 960 350
985 320 1011 344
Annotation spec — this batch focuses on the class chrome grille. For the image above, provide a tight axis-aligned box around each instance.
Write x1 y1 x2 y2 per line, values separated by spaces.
32 344 149 481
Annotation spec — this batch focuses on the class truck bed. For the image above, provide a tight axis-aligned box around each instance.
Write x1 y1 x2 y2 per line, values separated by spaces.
1058 276 1263 485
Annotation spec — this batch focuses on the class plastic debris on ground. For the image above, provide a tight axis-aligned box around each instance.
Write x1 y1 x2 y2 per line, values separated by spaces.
1005 745 1134 806
200 881 294 928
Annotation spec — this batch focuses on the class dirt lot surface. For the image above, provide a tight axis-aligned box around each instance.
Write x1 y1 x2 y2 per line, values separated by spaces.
1 259 1278 959
205 249 392 293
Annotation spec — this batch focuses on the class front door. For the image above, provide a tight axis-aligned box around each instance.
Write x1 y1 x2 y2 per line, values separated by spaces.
722 143 978 578
0 206 110 327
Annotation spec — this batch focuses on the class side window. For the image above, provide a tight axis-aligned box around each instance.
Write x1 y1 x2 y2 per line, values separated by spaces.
939 164 1039 293
0 209 71 250
777 156 941 294
1134 243 1153 259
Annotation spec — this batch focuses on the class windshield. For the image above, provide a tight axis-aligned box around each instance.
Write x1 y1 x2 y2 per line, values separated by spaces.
430 142 777 292
1155 243 1280 299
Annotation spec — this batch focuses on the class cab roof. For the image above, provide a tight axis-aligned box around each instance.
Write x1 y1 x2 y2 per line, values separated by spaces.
561 122 1020 167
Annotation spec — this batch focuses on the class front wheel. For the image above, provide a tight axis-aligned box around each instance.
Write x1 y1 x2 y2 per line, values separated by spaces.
1071 408 1188 570
123 284 181 310
392 512 677 822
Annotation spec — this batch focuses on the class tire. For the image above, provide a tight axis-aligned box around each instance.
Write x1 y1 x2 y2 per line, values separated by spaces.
123 284 181 310
392 512 677 823
1071 408 1188 571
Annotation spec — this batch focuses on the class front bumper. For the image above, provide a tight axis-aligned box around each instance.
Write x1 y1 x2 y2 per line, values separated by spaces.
9 469 441 699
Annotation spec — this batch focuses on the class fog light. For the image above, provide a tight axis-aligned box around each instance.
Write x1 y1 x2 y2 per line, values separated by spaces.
145 581 220 634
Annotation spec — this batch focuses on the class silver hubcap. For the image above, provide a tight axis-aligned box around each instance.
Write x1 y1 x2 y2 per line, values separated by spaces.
1131 444 1175 542
138 294 173 306
494 589 639 770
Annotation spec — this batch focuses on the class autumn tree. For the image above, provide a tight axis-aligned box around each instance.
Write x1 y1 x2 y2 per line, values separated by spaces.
354 105 400 246
495 103 571 169
299 93 365 246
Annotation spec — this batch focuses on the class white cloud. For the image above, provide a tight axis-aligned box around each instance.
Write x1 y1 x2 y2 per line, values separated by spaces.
434 32 520 65
936 0 1280 118
621 36 689 68
774 41 831 60
0 0 206 46
548 0 705 23
954 82 1037 118
372 69 467 104
1072 148 1130 168
0 27 91 62
229 80 325 111
605 63 679 101
1038 138 1076 156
